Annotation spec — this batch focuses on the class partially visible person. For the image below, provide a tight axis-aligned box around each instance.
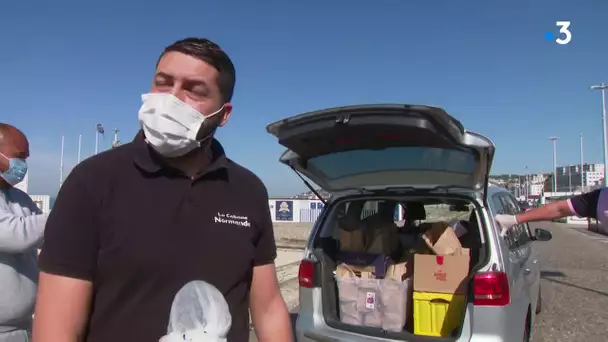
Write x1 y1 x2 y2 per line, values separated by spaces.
0 123 47 342
495 188 604 233
33 38 292 342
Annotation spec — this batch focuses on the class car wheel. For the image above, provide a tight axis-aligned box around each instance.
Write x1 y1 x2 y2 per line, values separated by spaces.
535 286 542 314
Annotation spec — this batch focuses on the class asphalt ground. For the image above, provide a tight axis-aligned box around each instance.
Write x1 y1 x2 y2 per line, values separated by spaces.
530 222 608 342
250 222 608 341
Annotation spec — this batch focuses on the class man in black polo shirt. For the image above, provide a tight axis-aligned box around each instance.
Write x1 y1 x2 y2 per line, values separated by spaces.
33 38 293 342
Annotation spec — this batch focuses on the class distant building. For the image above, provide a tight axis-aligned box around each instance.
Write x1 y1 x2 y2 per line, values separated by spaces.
553 163 604 191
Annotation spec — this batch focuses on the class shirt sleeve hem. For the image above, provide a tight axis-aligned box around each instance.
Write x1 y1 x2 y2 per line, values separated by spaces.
567 199 582 217
253 254 278 267
38 262 95 282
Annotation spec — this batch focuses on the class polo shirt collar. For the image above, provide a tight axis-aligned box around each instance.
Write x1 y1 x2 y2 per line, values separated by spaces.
132 130 229 176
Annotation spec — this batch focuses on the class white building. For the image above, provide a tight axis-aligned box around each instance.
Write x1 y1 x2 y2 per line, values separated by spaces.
526 174 547 197
30 195 51 214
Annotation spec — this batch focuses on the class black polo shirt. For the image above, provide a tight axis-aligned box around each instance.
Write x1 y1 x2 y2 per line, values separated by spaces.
569 188 601 219
39 132 277 342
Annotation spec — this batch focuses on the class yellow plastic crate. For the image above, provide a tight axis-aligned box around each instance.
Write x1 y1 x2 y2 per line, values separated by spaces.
413 291 466 337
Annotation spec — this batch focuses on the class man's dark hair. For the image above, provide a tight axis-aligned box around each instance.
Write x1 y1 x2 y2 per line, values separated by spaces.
158 38 236 103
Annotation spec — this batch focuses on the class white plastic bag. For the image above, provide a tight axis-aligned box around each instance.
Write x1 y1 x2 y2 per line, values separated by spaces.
159 280 232 342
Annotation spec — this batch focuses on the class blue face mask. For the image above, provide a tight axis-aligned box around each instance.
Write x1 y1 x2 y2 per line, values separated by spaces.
0 152 28 186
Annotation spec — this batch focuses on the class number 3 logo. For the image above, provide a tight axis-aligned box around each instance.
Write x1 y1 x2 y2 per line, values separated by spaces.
556 21 572 45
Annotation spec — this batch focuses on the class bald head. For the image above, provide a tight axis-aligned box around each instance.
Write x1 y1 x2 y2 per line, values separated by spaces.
0 123 29 159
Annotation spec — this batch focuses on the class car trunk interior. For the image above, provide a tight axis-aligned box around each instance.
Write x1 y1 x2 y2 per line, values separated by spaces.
310 194 488 340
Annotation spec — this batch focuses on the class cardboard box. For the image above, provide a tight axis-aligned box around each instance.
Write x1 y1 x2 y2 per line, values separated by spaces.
413 249 470 294
385 260 412 282
414 221 471 294
421 222 462 255
339 228 367 252
365 221 399 255
337 252 394 278
336 263 374 279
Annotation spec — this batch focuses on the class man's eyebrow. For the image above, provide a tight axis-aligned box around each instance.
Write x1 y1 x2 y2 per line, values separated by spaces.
154 72 208 87
154 72 173 79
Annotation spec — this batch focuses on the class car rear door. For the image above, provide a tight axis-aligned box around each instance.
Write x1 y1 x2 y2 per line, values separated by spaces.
501 194 540 315
488 193 531 336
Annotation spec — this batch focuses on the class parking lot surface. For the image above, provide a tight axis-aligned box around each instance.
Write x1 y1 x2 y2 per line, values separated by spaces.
531 222 608 342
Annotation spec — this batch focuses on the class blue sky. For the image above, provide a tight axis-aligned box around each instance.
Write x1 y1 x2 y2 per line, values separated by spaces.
1 0 606 197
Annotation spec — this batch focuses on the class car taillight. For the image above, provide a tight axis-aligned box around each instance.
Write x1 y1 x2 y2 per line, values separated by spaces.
298 260 315 288
473 272 510 306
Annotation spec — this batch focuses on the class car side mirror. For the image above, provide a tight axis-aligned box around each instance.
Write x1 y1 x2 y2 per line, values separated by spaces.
532 228 552 241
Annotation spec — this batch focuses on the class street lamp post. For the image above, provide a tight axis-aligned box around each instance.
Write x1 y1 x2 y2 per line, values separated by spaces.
95 124 105 155
549 136 559 193
77 133 83 164
590 83 608 187
580 133 584 192
568 164 572 195
524 165 529 200
59 133 65 188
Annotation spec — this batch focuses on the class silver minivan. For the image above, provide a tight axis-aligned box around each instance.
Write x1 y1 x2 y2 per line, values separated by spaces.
267 104 552 342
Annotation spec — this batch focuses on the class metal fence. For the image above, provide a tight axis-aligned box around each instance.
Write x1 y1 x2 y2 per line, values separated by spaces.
298 208 383 223
299 209 324 223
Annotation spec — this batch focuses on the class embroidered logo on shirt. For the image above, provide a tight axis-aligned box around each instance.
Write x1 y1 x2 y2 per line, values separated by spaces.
214 212 251 227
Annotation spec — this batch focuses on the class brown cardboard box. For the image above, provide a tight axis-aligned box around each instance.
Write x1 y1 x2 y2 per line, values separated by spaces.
414 222 471 294
421 222 462 255
385 261 412 282
339 229 367 252
336 263 375 279
365 224 399 255
413 248 470 294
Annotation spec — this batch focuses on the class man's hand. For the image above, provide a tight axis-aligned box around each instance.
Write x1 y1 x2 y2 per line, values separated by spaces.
250 264 293 342
495 214 518 236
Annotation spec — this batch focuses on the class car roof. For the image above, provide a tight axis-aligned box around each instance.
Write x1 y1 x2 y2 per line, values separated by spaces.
487 183 512 197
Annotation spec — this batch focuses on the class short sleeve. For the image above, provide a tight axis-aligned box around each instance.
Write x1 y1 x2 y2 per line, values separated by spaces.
569 189 601 219
38 166 99 281
252 185 277 267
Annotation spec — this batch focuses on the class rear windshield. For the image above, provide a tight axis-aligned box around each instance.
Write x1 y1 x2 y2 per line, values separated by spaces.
319 198 477 239
308 147 476 179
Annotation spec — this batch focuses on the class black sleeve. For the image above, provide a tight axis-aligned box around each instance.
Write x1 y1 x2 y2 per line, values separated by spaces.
38 165 99 281
252 184 277 267
569 189 601 219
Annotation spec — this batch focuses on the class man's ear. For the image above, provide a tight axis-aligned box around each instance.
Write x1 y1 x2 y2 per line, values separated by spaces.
0 152 8 173
218 103 233 127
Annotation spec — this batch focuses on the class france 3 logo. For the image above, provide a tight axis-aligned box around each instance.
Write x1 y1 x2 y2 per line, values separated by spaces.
545 21 572 45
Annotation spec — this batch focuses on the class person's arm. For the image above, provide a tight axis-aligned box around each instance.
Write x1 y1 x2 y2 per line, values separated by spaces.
250 264 293 342
34 274 93 342
516 189 601 224
0 202 47 253
249 186 293 342
33 168 99 342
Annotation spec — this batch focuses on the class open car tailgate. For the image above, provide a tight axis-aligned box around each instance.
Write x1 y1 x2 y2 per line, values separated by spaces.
267 104 495 198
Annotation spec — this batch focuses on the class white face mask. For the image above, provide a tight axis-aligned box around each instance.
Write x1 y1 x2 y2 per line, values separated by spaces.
138 93 225 157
